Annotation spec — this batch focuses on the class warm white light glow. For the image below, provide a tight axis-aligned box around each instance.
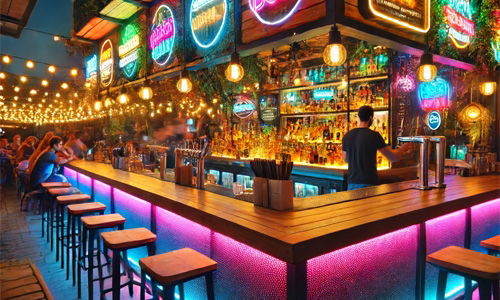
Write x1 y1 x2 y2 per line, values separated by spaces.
14 86 20 92
53 35 61 41
323 43 347 67
2 55 12 64
225 63 244 82
139 86 153 100
0 72 5 79
20 76 27 83
55 92 61 98
61 82 69 89
41 79 49 87
176 77 192 93
29 89 37 95
25 60 35 69
70 68 78 77
48 65 56 73
479 81 497 96
94 100 103 111
118 93 129 104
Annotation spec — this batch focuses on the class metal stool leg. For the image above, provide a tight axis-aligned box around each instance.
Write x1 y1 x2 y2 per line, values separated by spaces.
436 270 447 300
122 250 134 296
66 209 71 279
78 222 86 299
206 271 215 300
478 279 492 300
163 284 175 300
140 270 146 300
88 228 96 300
111 249 121 300
96 236 104 294
71 214 77 286
464 278 472 300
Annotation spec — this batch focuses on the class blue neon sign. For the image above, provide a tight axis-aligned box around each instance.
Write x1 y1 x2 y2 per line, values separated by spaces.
189 0 227 48
85 54 97 80
418 77 451 111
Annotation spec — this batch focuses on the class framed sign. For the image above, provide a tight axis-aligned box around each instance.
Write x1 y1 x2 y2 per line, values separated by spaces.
85 54 98 85
359 0 430 33
189 0 227 48
426 110 442 130
249 0 301 25
150 5 176 66
99 39 114 87
443 0 475 48
418 77 451 111
233 95 256 119
119 23 140 79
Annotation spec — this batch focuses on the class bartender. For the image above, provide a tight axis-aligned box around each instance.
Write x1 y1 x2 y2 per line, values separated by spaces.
342 105 413 190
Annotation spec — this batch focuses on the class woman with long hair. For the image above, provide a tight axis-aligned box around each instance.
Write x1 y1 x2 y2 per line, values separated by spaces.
27 131 54 174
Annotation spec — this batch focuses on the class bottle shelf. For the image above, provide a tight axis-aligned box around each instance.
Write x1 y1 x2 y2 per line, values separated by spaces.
349 74 389 83
279 110 350 117
267 79 345 93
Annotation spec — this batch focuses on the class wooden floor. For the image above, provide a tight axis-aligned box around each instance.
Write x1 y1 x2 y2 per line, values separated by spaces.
0 185 143 300
0 259 53 300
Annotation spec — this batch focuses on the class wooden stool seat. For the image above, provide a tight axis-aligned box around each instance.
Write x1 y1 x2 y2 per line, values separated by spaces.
48 187 72 196
140 248 217 285
101 228 156 250
56 194 91 205
427 246 500 280
67 202 106 215
41 182 71 188
81 213 126 229
480 235 500 252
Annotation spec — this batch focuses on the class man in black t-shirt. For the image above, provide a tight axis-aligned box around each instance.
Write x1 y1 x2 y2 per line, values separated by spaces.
342 106 413 190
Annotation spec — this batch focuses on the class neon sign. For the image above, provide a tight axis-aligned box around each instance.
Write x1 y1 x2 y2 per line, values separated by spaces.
150 5 176 66
85 54 97 84
395 75 415 92
233 95 256 119
313 89 334 99
492 10 500 63
360 0 430 33
249 0 301 25
189 0 227 48
99 39 113 87
418 77 451 111
426 110 442 130
444 0 475 48
119 23 140 78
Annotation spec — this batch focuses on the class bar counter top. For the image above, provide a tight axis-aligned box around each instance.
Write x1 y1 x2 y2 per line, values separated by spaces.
67 160 499 263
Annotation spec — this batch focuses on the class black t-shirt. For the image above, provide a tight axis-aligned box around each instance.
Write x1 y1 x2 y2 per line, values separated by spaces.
342 128 386 184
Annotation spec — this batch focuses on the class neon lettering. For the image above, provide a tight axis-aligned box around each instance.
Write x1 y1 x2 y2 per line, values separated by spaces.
150 5 176 66
249 0 301 25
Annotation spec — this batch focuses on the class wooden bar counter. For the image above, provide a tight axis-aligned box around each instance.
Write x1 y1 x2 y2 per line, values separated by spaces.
67 160 499 264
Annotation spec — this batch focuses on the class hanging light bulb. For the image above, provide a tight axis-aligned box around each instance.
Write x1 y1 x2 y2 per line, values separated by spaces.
25 60 35 69
176 70 192 93
20 76 28 83
139 79 153 100
479 81 497 96
61 82 69 89
14 86 20 92
2 55 12 64
117 86 129 104
41 79 49 87
225 52 244 82
323 25 347 67
0 72 5 79
417 51 437 82
94 100 103 111
70 68 78 77
48 65 56 73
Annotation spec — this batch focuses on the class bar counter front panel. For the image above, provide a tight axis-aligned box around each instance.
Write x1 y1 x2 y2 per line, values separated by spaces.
64 161 499 300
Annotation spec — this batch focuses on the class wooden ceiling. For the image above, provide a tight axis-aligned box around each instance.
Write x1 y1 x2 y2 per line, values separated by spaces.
0 0 38 38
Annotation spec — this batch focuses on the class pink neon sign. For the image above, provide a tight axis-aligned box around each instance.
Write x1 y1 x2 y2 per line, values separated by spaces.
249 0 301 25
149 17 174 49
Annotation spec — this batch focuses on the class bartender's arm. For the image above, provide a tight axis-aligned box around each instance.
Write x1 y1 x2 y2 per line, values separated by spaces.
378 143 414 162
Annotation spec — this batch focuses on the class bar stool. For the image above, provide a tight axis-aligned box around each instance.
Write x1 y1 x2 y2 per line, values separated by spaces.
101 227 157 300
56 193 91 269
427 246 500 300
480 235 500 256
65 202 106 283
139 248 217 300
36 182 71 232
80 213 126 300
46 187 79 251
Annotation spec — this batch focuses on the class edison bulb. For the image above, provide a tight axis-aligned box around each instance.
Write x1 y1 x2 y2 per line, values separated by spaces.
479 81 497 96
26 60 35 69
48 65 56 73
177 77 192 93
20 76 27 83
94 100 103 111
139 86 153 100
70 68 78 77
2 56 11 64
417 64 437 82
61 82 69 89
464 104 481 122
41 79 49 87
323 43 347 67
225 63 244 82
0 72 5 79
118 93 129 104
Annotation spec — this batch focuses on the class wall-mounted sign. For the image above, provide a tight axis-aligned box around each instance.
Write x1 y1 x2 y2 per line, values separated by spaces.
261 107 278 122
190 0 227 48
99 39 114 87
418 77 451 111
395 75 415 92
443 0 475 49
492 10 500 63
150 5 176 66
249 0 301 25
85 54 98 84
426 110 442 130
313 88 334 99
119 23 140 78
233 95 256 119
359 0 430 33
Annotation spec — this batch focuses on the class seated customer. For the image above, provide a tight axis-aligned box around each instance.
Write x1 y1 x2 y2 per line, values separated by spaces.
65 131 87 158
15 136 38 166
30 136 75 189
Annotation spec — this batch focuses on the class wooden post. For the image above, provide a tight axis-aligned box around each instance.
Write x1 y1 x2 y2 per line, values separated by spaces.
287 261 307 300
